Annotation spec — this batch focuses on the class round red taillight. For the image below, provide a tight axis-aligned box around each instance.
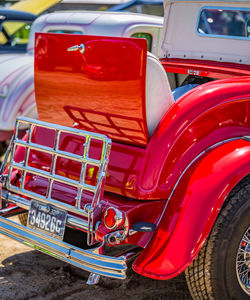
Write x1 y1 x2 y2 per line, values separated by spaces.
104 207 124 230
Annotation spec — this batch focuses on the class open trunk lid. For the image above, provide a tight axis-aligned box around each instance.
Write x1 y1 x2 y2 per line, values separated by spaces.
34 33 149 147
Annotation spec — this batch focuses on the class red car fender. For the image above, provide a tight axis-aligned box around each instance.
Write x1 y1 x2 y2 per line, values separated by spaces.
133 138 250 280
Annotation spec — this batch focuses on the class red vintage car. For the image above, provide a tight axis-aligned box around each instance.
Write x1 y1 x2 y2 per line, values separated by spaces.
0 1 249 299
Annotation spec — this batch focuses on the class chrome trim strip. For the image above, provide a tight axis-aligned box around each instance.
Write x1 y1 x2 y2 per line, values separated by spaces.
0 205 18 214
155 137 247 233
0 215 127 279
167 137 245 202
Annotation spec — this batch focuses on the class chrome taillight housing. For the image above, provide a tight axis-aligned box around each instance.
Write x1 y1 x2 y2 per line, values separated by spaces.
104 207 125 230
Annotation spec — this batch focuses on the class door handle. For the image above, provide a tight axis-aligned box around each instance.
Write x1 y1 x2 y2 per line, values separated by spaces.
67 43 85 54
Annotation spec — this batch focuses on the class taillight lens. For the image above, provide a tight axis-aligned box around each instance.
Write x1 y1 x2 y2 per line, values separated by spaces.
104 207 124 229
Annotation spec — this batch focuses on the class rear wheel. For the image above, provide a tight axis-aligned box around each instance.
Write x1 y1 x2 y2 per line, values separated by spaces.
237 226 250 296
185 176 250 299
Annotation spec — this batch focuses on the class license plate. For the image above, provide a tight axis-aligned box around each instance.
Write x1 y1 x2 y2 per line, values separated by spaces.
28 201 67 240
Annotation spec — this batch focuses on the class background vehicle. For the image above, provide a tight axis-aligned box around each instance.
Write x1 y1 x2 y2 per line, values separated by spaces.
0 8 36 53
109 0 163 16
6 0 61 14
6 0 163 15
49 0 134 12
0 10 163 152
0 1 249 300
6 0 143 14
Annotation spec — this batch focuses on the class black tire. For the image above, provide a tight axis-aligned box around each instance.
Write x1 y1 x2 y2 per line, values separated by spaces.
18 212 28 226
185 175 250 299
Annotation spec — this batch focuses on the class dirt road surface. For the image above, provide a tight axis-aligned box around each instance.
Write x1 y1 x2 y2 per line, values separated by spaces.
0 217 192 300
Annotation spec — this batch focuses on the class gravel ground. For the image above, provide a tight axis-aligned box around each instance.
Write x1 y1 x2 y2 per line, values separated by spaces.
0 217 192 300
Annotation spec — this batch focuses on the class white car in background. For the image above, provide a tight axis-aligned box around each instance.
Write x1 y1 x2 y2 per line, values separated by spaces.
0 10 163 152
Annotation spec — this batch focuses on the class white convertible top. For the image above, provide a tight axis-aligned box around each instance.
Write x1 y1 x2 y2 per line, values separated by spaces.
161 0 250 64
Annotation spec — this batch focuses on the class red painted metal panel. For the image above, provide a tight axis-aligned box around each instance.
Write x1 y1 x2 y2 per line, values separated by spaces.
33 67 250 200
160 58 250 79
138 78 250 199
133 139 250 279
34 33 149 147
10 34 250 277
34 33 250 201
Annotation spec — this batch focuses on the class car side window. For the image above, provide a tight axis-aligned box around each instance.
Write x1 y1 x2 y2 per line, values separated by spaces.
197 7 250 39
131 32 152 52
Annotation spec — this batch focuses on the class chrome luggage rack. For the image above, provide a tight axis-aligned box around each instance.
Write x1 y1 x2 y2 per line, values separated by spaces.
0 117 112 245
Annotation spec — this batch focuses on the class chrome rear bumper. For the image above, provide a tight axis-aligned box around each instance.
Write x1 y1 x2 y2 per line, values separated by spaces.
0 215 127 279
